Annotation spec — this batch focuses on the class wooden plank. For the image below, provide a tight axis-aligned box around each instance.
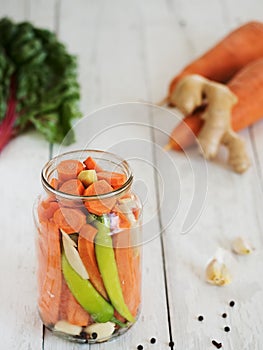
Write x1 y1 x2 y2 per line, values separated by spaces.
1 0 263 348
221 0 263 25
45 0 170 349
0 0 27 20
228 0 263 182
145 0 263 348
0 1 57 349
28 0 57 30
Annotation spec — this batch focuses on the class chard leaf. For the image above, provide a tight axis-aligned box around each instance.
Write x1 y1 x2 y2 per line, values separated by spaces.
0 17 81 149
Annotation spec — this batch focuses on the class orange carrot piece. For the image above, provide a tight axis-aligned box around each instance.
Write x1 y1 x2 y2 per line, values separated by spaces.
228 58 263 131
57 159 84 182
83 180 116 215
167 113 204 151
38 221 62 325
113 231 141 317
37 222 48 301
114 310 126 324
168 21 263 102
53 207 86 233
120 191 132 200
59 179 85 196
97 171 127 188
38 199 60 222
132 252 142 314
50 177 59 190
113 209 131 229
78 224 108 299
168 58 263 150
83 156 103 172
59 278 92 326
79 223 98 241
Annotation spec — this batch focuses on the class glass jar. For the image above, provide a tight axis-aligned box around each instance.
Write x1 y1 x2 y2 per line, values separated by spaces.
33 150 142 343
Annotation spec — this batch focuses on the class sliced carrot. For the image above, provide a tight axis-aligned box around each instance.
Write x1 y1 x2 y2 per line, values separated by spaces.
97 171 127 189
113 231 141 318
114 310 126 323
50 177 59 190
83 156 103 172
37 221 48 301
132 252 142 315
38 221 62 325
38 199 60 222
59 277 92 326
112 209 131 229
78 224 108 299
53 207 86 233
120 191 132 200
57 159 84 182
59 179 85 196
84 180 116 215
79 223 98 241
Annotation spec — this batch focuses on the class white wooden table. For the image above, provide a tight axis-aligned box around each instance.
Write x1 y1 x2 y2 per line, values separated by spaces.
1 1 263 349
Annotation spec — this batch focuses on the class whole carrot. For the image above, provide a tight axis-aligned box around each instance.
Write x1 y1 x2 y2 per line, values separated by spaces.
167 21 263 105
167 58 263 151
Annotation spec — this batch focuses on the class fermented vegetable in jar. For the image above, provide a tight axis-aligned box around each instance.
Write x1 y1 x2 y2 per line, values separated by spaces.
33 150 142 343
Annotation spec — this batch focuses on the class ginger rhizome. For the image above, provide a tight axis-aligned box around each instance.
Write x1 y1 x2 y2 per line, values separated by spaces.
166 75 250 173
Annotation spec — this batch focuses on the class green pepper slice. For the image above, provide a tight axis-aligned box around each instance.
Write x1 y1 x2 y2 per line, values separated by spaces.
61 252 114 323
95 220 135 323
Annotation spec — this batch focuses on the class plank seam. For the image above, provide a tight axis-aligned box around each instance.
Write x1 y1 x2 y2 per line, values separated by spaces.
137 7 175 347
249 126 263 189
137 15 175 347
48 0 62 160
41 324 45 350
149 118 175 350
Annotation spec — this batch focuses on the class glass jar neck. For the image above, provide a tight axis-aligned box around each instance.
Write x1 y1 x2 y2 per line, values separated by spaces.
41 149 133 201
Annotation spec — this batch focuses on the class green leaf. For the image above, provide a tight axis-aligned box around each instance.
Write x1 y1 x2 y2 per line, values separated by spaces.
0 17 81 146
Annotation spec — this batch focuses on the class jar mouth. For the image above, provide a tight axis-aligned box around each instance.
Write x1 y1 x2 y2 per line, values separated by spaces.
41 149 133 200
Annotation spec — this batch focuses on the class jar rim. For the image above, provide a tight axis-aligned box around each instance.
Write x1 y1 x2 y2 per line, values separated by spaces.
41 149 133 200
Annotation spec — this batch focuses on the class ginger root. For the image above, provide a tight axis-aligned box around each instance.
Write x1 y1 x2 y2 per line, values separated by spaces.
171 74 250 173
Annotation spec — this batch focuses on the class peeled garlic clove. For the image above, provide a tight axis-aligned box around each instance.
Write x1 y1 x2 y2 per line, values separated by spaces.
206 258 231 286
61 230 89 279
78 170 97 187
85 322 115 342
232 237 253 255
54 320 82 335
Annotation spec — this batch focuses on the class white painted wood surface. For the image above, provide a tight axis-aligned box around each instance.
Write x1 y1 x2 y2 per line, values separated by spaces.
0 1 263 349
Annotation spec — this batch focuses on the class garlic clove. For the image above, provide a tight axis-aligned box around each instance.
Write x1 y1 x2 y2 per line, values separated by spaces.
85 322 115 342
54 320 82 335
232 237 253 255
78 170 97 187
206 258 231 286
61 229 89 279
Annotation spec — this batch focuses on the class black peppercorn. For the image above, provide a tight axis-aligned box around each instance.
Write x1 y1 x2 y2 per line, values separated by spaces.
79 331 87 339
224 326 230 332
150 337 156 344
198 315 204 321
212 340 222 348
222 313 227 318
137 345 143 350
91 332 98 339
229 300 235 307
